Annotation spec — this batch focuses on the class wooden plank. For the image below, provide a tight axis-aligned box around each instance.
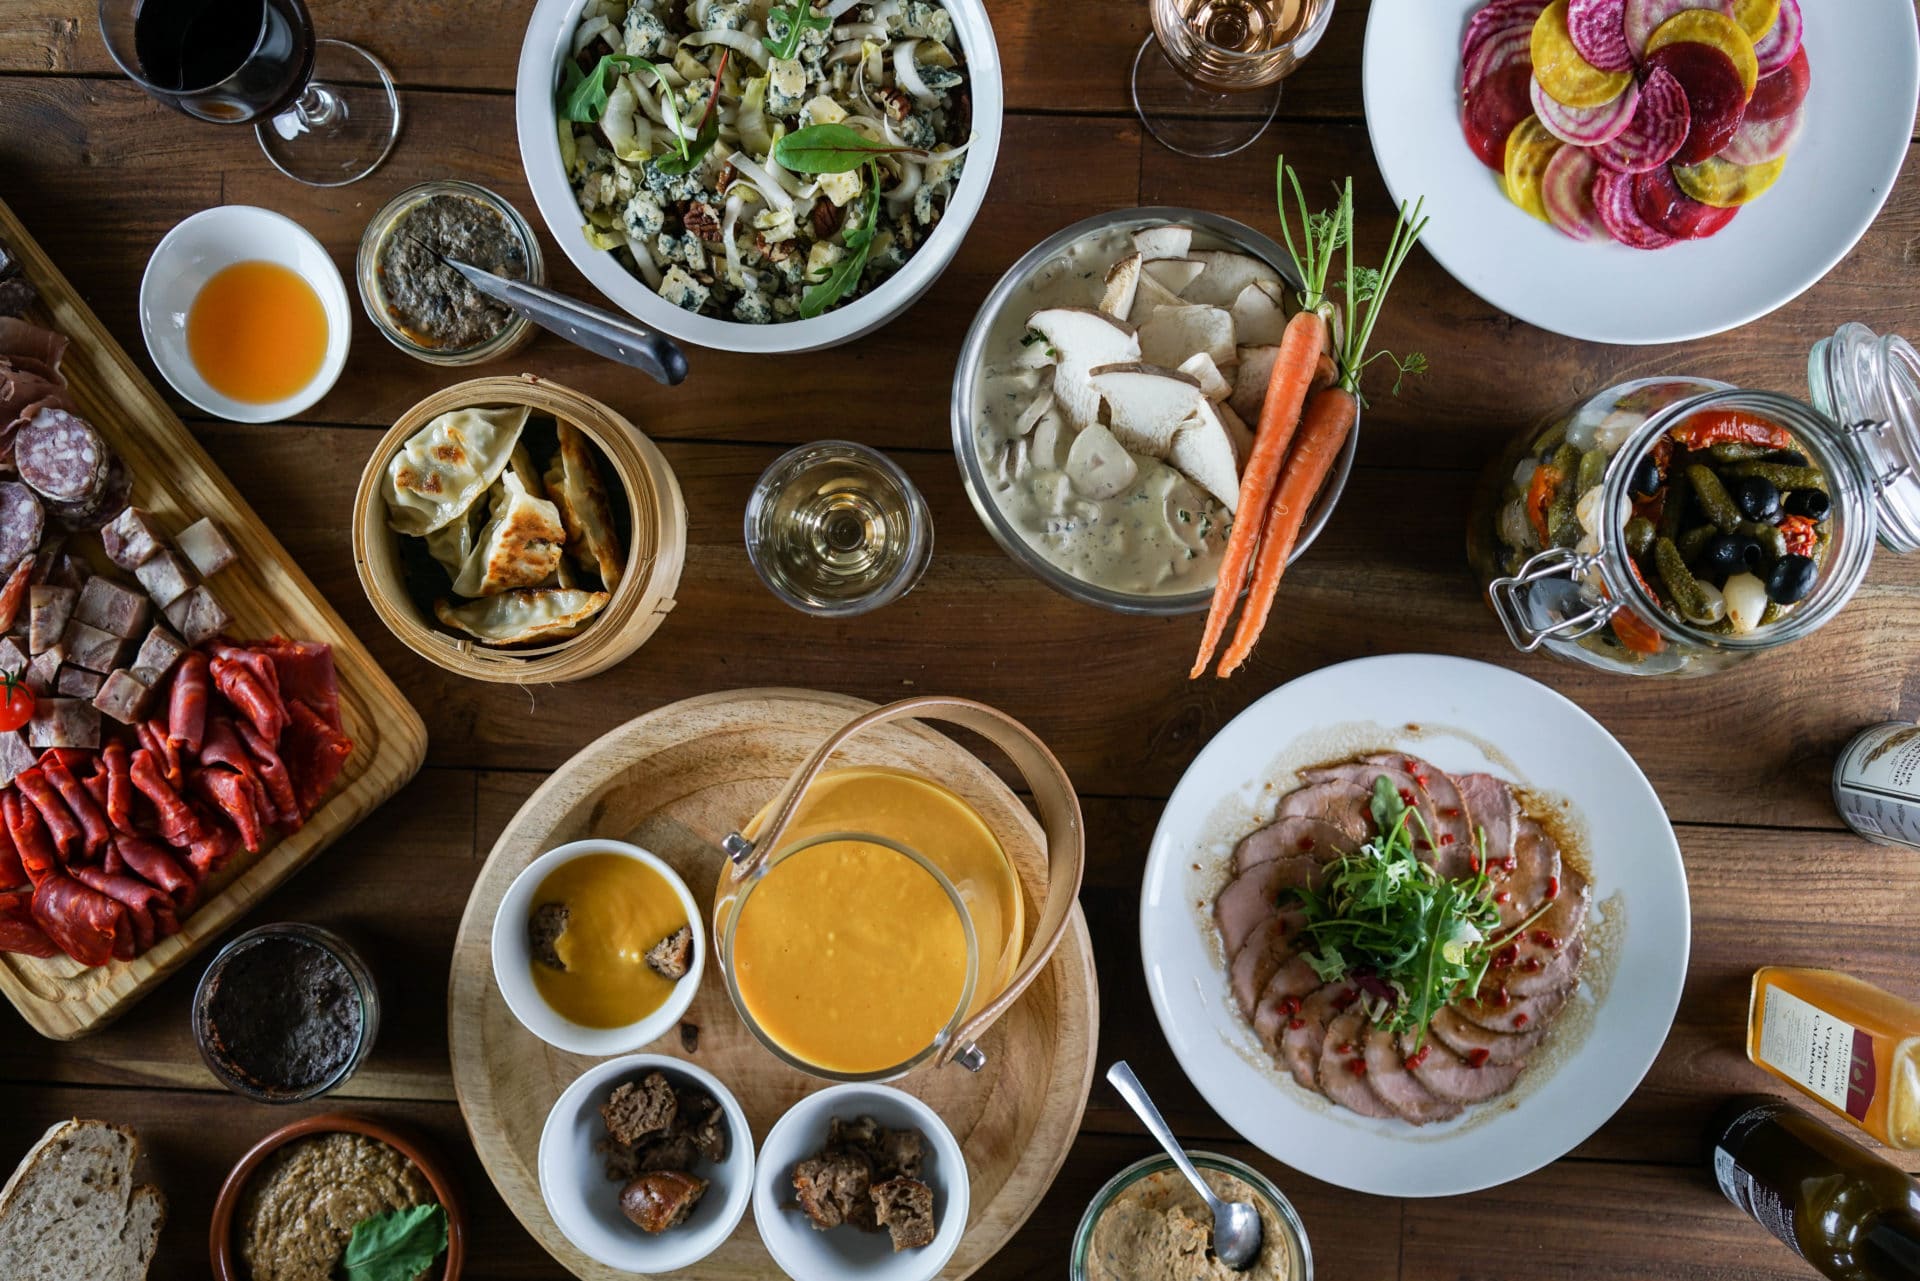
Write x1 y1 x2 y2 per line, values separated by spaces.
0 197 428 1038
175 423 1920 829
0 0 1375 117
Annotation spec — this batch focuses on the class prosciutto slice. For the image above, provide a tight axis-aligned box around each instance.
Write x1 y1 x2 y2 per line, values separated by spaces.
2 791 56 885
167 651 209 754
72 866 177 953
0 819 23 888
208 645 284 743
192 767 264 853
130 747 200 848
112 835 195 907
283 701 352 817
255 638 341 730
236 720 300 830
14 767 80 861
0 889 56 957
101 740 135 834
30 873 129 966
41 753 109 859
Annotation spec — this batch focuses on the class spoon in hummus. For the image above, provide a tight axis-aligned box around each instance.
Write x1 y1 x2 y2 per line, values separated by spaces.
1106 1060 1264 1271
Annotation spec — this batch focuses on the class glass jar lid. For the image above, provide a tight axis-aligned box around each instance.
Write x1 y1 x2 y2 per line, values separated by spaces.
1810 322 1920 553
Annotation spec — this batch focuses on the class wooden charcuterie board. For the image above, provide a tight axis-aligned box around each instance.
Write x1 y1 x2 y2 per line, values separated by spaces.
0 195 427 1039
448 688 1099 1280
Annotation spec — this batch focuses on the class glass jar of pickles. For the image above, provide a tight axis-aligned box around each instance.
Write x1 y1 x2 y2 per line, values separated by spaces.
1469 323 1920 677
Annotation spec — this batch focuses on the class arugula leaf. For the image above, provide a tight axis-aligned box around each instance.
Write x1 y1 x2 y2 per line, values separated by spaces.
766 0 831 59
799 161 881 318
338 1205 447 1281
651 48 730 176
773 123 921 174
561 54 661 124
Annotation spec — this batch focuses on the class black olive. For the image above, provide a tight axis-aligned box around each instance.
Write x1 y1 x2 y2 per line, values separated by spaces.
1783 489 1832 519
1767 554 1818 605
1771 450 1809 467
1732 475 1781 522
1703 535 1749 578
1629 454 1662 498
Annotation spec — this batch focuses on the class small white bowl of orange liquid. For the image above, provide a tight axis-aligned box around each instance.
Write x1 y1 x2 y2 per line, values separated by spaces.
139 206 350 424
492 838 706 1056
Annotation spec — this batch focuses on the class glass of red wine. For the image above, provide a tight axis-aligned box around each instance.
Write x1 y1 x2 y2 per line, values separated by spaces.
99 0 400 187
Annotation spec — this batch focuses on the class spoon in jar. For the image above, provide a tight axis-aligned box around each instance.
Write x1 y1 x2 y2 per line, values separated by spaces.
1106 1060 1264 1271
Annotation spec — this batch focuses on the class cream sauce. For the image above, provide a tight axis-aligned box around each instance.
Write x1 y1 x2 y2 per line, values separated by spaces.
971 227 1236 597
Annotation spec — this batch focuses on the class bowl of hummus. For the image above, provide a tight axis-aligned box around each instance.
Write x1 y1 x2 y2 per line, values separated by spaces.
1071 1151 1309 1281
210 1113 464 1281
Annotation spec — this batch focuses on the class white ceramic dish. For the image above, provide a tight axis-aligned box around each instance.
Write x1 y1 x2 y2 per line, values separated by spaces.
753 1083 968 1281
1140 653 1690 1198
491 838 704 1056
1362 0 1920 345
538 1053 754 1273
137 205 351 423
513 0 1002 355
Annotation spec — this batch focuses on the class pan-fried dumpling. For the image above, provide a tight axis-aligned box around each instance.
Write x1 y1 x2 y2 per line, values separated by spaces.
449 472 567 597
384 404 531 536
544 422 626 592
424 502 485 578
433 587 611 645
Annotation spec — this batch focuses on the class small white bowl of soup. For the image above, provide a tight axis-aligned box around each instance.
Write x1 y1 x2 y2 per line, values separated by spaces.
492 839 704 1056
714 767 1026 1081
138 205 351 424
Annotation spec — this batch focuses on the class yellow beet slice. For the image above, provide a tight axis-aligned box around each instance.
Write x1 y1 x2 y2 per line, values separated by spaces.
1734 0 1780 41
1672 154 1788 207
1504 115 1563 222
1646 10 1759 98
1531 0 1634 109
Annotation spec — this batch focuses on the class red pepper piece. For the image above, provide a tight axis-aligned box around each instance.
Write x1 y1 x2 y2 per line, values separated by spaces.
1466 1048 1491 1068
1780 514 1818 558
1669 410 1793 452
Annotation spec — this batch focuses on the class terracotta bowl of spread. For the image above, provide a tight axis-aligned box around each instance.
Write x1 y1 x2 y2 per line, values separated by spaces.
210 1112 466 1281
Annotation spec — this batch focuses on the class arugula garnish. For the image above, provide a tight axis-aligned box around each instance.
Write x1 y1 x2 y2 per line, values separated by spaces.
767 0 831 59
799 161 881 318
561 53 653 124
772 122 921 173
1289 776 1551 1050
338 1205 447 1281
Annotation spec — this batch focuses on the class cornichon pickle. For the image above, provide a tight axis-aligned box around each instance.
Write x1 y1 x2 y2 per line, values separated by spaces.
1624 516 1656 557
1575 448 1608 494
1546 443 1580 547
1736 521 1789 563
1759 601 1787 627
1654 537 1716 622
1708 442 1774 462
1686 464 1741 532
1676 525 1715 561
1531 421 1569 456
1726 462 1828 491
1658 469 1690 540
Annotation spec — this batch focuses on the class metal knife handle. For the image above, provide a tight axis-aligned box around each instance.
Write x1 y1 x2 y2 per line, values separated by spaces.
447 259 689 386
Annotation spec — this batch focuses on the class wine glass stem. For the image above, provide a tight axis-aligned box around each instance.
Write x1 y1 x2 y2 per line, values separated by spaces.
293 82 345 130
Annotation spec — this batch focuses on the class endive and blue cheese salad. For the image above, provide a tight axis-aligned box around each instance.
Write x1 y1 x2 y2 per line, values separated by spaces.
557 0 974 322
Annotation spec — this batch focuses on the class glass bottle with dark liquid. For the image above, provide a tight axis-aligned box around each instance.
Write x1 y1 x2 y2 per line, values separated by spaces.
129 0 313 122
1709 1094 1920 1280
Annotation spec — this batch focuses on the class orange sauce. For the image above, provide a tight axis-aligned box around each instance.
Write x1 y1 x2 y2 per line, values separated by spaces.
186 260 328 404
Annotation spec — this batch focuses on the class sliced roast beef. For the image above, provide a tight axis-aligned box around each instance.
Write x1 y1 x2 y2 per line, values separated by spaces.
1276 781 1372 841
1455 773 1519 880
1430 1006 1544 1067
1214 855 1324 955
1280 984 1347 1091
1490 815 1560 928
1456 969 1578 1034
1233 816 1357 873
1253 956 1328 1049
1317 1010 1395 1119
1502 931 1587 1000
1362 1023 1465 1125
1401 1027 1526 1103
1360 753 1477 870
1229 909 1305 1018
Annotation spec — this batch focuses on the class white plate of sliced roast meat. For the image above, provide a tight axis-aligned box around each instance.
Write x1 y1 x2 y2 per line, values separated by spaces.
1141 653 1688 1197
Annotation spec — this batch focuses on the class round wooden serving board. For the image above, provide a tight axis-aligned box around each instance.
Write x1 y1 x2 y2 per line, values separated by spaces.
448 688 1100 1280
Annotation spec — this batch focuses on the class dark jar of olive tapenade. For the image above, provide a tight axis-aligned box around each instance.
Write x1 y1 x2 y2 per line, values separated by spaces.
1468 323 1920 677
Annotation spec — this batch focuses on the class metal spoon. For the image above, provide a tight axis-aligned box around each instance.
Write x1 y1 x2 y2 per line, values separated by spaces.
1106 1060 1264 1271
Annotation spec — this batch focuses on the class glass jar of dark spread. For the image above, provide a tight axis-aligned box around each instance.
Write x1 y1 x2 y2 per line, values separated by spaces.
358 181 543 366
193 922 380 1102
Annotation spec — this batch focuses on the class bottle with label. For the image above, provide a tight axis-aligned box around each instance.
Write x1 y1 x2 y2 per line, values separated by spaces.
1748 967 1920 1150
1834 723 1920 852
1708 1094 1920 1281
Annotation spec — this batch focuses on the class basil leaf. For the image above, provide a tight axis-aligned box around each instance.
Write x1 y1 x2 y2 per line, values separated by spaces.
561 54 660 124
338 1205 447 1281
773 123 919 174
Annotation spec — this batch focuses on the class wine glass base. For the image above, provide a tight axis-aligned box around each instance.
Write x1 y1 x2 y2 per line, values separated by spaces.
1131 34 1281 159
257 39 400 187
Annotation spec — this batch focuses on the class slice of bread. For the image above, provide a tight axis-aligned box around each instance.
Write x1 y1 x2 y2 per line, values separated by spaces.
0 1119 166 1280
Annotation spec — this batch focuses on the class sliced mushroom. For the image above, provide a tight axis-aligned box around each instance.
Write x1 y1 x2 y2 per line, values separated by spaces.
1229 343 1281 422
1230 281 1289 346
1088 363 1206 458
1064 422 1138 500
1127 272 1187 327
1169 401 1243 511
1139 304 1236 370
1013 386 1056 436
1143 257 1207 296
1131 224 1193 262
1025 307 1142 430
1100 253 1144 321
1215 399 1255 467
1180 250 1286 308
1030 408 1070 470
1176 352 1233 402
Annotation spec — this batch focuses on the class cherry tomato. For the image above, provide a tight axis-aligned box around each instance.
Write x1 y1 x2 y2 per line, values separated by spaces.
0 672 32 733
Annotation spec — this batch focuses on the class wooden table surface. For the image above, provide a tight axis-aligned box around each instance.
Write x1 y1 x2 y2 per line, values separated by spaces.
3 1 1919 1276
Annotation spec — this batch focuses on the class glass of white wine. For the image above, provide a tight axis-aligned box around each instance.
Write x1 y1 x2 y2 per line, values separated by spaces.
745 441 933 617
1133 0 1336 158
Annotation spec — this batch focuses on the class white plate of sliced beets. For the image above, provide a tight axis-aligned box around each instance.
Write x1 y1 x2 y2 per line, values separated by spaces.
1139 655 1689 1197
1362 0 1919 344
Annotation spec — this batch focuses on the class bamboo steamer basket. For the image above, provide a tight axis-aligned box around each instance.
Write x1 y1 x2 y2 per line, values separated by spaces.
354 374 686 683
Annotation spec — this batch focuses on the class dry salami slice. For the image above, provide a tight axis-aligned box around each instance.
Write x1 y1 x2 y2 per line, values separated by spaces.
15 408 106 504
0 481 44 567
50 453 131 532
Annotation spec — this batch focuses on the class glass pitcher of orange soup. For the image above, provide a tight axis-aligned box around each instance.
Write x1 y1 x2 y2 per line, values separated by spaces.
712 697 1085 1081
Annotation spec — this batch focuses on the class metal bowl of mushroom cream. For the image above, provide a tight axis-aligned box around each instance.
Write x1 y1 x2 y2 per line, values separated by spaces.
951 207 1358 615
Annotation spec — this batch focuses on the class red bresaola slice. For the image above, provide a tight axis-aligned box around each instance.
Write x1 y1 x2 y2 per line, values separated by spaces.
1593 169 1675 249
1722 97 1806 166
1622 0 1733 62
1647 41 1747 166
1747 45 1810 123
1463 64 1537 170
1531 74 1638 145
1464 22 1533 90
1464 0 1550 63
1591 65 1689 172
1632 165 1739 239
1542 144 1607 241
1565 0 1633 72
1752 0 1803 77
